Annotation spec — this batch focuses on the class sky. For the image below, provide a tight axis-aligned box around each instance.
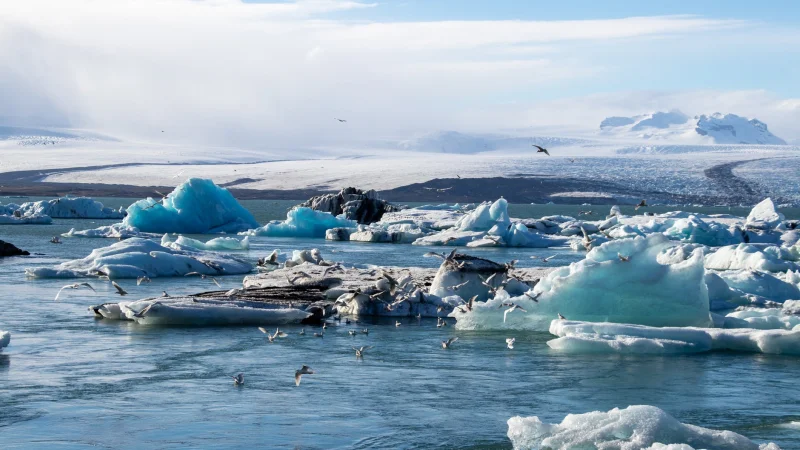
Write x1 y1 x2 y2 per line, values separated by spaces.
1 0 799 148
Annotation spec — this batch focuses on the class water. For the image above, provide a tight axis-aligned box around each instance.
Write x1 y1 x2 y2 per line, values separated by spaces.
1 201 800 449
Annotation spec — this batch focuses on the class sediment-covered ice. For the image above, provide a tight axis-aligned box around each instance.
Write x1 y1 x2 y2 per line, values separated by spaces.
548 320 800 355
14 197 125 219
242 207 356 238
705 244 798 272
507 405 779 450
161 234 250 251
124 178 259 234
454 234 712 330
25 237 253 279
0 330 9 351
94 298 311 326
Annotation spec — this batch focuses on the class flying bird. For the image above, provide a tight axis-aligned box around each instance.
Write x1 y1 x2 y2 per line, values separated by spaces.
441 337 459 349
524 292 542 302
55 283 96 301
503 304 527 323
532 145 550 156
334 118 347 123
558 312 566 320
635 199 647 210
295 365 314 386
137 276 151 285
618 253 630 262
112 281 128 296
506 338 515 349
353 346 373 358
259 327 288 343
232 373 244 386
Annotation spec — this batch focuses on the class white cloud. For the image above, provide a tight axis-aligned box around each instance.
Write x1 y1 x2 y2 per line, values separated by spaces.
0 0 795 148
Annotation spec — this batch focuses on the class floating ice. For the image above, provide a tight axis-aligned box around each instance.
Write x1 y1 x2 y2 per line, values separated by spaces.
548 320 800 355
507 405 780 450
15 197 125 219
0 330 9 351
705 244 798 272
724 308 800 330
161 234 250 251
0 203 20 215
454 234 712 330
0 213 52 224
718 270 800 303
25 237 253 279
662 215 738 246
747 198 785 230
242 207 356 238
124 178 259 234
63 223 155 239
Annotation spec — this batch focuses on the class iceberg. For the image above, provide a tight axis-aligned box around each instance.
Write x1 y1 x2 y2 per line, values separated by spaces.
718 270 800 303
161 234 250 251
705 244 798 272
15 197 125 219
507 405 779 450
662 215 738 246
0 213 52 224
747 198 785 230
454 234 713 330
548 320 800 355
63 223 156 239
123 178 259 234
242 207 356 238
724 308 800 330
25 237 253 279
0 330 9 351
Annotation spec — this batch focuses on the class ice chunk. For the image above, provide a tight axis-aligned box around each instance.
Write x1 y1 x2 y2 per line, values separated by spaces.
161 234 250 251
718 270 800 302
548 320 800 355
705 244 798 272
0 213 52 224
242 207 356 238
16 197 125 219
724 308 800 330
25 237 253 279
507 405 778 450
124 178 259 234
747 198 785 230
454 234 713 330
0 203 21 215
454 198 511 231
63 223 156 239
0 330 9 351
662 215 737 246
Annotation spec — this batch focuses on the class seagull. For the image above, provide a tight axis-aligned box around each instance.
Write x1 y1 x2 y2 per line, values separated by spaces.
381 271 400 295
258 250 280 267
137 276 151 285
558 312 566 320
50 236 62 244
569 158 576 163
55 283 96 301
232 373 244 386
295 365 314 386
441 337 459 349
172 170 185 179
348 330 357 336
161 291 170 297
335 118 347 123
353 346 373 358
506 338 515 349
259 327 288 343
361 328 369 335
437 317 447 328
299 328 306 335
524 292 542 302
503 304 527 323
618 253 630 262
635 199 647 210
532 144 550 156
313 331 324 338
395 321 401 327
112 281 128 296
541 255 557 263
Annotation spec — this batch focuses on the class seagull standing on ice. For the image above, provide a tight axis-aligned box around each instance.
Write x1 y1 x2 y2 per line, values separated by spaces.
55 283 96 301
295 365 314 386
232 373 244 386
532 145 550 156
557 313 566 320
506 338 515 349
441 337 459 349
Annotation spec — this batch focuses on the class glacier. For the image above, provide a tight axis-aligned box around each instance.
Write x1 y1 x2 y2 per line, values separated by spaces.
242 206 356 238
25 237 253 279
123 178 259 234
507 405 780 450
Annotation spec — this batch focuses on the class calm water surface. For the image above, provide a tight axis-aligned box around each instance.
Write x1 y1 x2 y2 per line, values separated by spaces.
1 200 799 449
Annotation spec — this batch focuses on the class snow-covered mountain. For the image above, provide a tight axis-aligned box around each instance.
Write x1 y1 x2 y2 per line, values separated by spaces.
599 111 786 145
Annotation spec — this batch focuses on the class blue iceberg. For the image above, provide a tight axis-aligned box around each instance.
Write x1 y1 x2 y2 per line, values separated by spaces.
242 207 356 238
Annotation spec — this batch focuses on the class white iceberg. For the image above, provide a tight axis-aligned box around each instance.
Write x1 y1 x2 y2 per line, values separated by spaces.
123 178 259 234
63 223 155 239
747 198 784 230
15 197 125 219
724 308 800 330
662 215 738 246
454 234 713 330
718 270 800 303
548 320 800 355
25 237 253 279
242 207 356 238
161 234 250 251
507 405 779 450
0 330 9 351
705 244 798 272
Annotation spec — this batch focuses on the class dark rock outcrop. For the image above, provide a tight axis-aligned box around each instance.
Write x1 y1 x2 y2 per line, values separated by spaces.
0 240 30 257
298 187 400 224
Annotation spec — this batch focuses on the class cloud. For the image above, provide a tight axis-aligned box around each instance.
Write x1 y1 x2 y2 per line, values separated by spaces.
0 0 795 148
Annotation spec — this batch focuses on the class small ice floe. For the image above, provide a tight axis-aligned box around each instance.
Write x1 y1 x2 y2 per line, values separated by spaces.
547 320 800 356
0 330 10 351
161 234 250 251
0 212 52 225
25 237 253 279
507 405 781 450
704 244 799 272
62 223 155 239
13 197 125 219
242 207 355 238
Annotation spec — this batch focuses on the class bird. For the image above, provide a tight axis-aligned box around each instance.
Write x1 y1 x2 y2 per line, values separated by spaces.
313 331 324 338
55 283 96 301
259 327 288 343
161 291 170 297
635 199 647 210
353 346 373 358
299 328 306 335
137 276 151 286
441 337 459 349
295 365 314 386
541 255 557 263
503 304 527 323
532 144 550 156
257 250 280 267
558 312 566 320
232 373 244 386
112 281 128 296
322 322 327 330
185 272 222 287
348 330 357 336
524 292 541 302
361 328 369 335
437 317 447 328
172 170 185 179
380 271 400 295
395 321 401 327
568 158 576 163
506 338 515 349
618 253 630 262
334 118 347 123
50 236 62 244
